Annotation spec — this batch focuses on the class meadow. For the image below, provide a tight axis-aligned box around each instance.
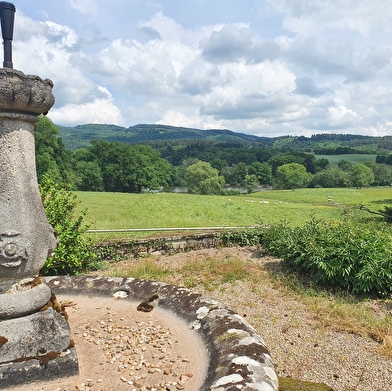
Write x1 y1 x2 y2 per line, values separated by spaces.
75 187 392 237
314 153 377 164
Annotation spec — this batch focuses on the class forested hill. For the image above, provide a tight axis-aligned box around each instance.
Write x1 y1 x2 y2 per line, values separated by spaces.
58 123 270 151
58 122 392 153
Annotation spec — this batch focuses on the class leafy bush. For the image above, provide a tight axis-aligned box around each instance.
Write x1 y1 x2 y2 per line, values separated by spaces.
220 189 241 196
381 206 392 222
261 216 392 296
39 177 96 275
220 227 264 247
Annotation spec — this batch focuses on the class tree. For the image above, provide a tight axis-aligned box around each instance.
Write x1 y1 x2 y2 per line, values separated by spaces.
310 166 350 188
185 161 225 195
221 162 247 186
35 115 72 185
175 158 200 186
243 174 259 193
268 153 306 175
351 163 374 188
76 141 174 192
210 158 228 172
337 159 353 172
363 162 391 186
247 162 272 185
313 158 330 173
72 148 104 191
276 163 311 190
74 161 104 191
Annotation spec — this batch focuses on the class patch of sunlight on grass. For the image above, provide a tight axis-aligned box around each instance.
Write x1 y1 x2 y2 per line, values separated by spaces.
110 259 171 281
179 257 260 291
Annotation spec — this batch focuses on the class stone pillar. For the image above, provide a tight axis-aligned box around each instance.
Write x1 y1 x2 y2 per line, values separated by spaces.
0 68 78 387
0 68 57 316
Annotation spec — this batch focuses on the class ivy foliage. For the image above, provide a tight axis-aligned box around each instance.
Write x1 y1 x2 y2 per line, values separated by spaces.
261 216 392 296
39 176 95 275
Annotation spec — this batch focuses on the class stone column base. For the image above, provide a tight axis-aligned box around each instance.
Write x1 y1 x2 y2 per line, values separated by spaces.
0 307 78 388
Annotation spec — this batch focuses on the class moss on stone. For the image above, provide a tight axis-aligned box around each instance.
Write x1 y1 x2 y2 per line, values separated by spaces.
279 377 333 391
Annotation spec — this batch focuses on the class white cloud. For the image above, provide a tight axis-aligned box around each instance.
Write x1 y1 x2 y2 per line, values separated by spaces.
328 104 359 128
157 110 209 129
269 0 392 36
50 86 125 126
138 11 186 43
85 33 195 97
44 21 78 47
69 0 97 15
13 13 123 126
199 61 297 119
200 24 280 64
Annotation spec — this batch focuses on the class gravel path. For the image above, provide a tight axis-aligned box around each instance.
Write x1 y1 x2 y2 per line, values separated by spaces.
201 278 392 391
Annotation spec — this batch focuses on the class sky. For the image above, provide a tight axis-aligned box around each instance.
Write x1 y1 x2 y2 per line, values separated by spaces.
8 0 392 137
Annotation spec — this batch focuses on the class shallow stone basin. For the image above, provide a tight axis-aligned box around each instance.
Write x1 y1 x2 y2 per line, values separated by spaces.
43 276 279 391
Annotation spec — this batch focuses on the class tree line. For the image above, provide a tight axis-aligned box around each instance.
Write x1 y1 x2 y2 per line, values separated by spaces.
35 116 392 194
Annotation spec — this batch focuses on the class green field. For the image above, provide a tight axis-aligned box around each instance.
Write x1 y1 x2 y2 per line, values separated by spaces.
315 154 377 164
75 187 392 236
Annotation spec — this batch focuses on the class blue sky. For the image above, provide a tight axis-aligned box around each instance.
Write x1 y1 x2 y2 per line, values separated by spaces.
10 0 392 137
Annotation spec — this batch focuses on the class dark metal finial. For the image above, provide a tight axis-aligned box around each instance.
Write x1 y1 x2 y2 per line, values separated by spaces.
0 2 16 69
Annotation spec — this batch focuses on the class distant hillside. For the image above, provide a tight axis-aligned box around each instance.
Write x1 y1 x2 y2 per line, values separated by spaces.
57 123 392 154
58 123 270 151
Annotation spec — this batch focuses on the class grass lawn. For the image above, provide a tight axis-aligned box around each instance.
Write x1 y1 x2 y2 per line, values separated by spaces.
315 153 377 164
75 187 392 238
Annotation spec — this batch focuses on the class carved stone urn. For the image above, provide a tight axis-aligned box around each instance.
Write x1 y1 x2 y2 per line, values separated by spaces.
0 67 57 316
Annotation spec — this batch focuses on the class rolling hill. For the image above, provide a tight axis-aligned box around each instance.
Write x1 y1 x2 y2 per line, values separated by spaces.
58 123 392 155
58 123 271 151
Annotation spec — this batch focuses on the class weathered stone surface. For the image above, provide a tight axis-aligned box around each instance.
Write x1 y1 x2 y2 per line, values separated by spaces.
96 232 223 259
0 69 57 291
0 281 51 319
44 276 280 391
0 348 78 389
0 308 72 363
0 68 55 115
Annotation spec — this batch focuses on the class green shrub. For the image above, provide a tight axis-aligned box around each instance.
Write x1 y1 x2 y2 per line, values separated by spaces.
220 189 241 196
261 216 392 296
39 177 96 275
220 227 264 247
381 206 392 222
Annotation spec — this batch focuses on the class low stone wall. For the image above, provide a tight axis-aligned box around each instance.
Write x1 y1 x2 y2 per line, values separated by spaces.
44 276 279 391
96 232 224 259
